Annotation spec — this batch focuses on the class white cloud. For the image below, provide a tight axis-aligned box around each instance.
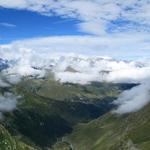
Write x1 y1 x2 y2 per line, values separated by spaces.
1 32 150 59
0 78 10 87
0 0 150 35
106 67 150 83
0 22 16 28
55 72 100 84
1 42 150 84
0 92 18 112
113 80 150 114
0 1 150 59
0 92 20 120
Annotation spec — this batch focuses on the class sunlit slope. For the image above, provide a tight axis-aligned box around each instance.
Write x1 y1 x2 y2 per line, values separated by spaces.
17 75 121 101
61 103 150 150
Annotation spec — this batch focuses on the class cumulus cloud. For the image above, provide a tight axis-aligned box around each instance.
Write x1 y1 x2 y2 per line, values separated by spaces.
0 47 44 78
0 92 20 119
0 1 150 59
55 72 100 84
113 80 150 114
106 67 150 83
0 92 18 112
1 33 150 59
0 0 119 35
53 56 150 86
7 48 41 76
0 0 150 35
1 44 150 84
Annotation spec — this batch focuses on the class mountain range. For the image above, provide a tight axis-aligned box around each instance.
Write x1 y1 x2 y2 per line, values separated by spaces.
0 55 149 150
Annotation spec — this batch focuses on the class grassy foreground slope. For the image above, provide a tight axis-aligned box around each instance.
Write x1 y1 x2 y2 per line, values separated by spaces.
0 125 37 150
58 103 150 150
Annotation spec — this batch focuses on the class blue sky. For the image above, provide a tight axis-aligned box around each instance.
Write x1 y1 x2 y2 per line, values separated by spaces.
0 7 147 44
0 0 150 59
0 8 83 44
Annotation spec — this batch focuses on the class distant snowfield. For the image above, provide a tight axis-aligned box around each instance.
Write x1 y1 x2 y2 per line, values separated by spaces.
0 47 150 114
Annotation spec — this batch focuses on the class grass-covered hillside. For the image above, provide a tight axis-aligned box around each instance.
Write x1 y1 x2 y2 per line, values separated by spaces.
57 103 150 150
0 75 139 150
0 124 37 150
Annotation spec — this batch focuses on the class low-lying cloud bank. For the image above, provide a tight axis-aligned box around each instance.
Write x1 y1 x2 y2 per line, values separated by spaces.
0 93 20 119
113 80 150 114
0 46 150 114
1 45 150 84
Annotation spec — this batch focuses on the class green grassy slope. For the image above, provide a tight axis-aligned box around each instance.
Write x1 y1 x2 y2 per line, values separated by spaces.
18 77 121 101
0 125 37 150
60 103 150 150
0 75 138 149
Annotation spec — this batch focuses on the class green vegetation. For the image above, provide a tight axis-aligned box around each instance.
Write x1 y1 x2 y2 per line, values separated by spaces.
0 125 37 150
0 75 145 150
58 103 150 150
17 76 121 101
